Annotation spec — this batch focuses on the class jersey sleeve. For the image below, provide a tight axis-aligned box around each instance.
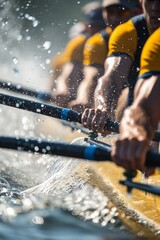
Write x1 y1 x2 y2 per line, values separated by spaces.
108 20 137 61
63 34 87 63
83 28 111 66
139 28 160 79
51 52 67 70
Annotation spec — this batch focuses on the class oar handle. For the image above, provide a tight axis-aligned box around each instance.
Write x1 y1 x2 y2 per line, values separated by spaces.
146 151 160 167
104 119 119 133
77 114 120 132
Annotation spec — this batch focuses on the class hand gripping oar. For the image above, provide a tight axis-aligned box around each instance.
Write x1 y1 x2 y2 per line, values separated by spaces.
84 137 160 196
0 136 160 167
0 93 119 133
0 80 51 101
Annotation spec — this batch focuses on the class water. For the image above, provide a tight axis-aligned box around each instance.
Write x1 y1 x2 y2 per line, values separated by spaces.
0 1 147 239
0 169 136 240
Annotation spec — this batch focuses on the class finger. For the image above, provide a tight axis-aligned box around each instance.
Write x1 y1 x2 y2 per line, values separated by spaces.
81 108 89 127
144 167 155 178
86 109 95 130
125 138 137 172
135 140 149 171
92 109 107 133
118 138 135 171
112 139 125 167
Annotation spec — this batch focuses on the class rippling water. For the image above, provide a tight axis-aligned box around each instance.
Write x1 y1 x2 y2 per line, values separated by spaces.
0 174 137 240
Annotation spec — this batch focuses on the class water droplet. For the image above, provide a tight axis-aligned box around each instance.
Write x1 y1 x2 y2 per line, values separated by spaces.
12 57 18 64
33 20 39 27
17 35 22 41
16 103 19 107
34 146 39 151
45 59 50 64
43 41 51 50
26 36 31 41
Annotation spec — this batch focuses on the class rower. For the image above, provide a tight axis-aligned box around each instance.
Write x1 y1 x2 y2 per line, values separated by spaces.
81 0 160 136
69 0 141 113
50 22 88 90
51 1 106 108
112 27 160 177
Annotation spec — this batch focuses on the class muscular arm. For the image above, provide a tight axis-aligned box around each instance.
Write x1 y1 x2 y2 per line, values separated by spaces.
69 65 104 112
134 75 160 133
54 62 74 92
52 62 83 107
111 75 160 175
94 55 132 119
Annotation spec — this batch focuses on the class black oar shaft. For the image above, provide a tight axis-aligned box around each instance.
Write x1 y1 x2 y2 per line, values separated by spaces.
0 92 159 141
0 81 51 101
0 137 111 161
0 93 81 123
0 93 116 132
119 180 160 196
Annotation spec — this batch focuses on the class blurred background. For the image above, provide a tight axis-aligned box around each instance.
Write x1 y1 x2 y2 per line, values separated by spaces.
0 0 98 90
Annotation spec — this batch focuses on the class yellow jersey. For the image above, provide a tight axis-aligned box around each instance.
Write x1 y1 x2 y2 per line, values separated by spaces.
63 34 88 64
83 27 112 66
139 28 160 78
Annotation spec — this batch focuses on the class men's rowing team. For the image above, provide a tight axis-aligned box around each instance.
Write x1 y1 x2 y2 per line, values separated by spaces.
50 0 160 177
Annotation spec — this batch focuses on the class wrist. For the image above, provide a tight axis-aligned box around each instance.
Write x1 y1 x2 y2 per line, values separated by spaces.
123 106 154 140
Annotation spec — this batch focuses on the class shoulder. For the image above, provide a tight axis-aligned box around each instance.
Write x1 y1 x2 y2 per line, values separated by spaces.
110 20 136 42
86 32 103 45
84 27 111 50
66 34 87 49
83 28 110 66
108 20 138 60
145 28 160 49
139 28 160 78
141 28 160 62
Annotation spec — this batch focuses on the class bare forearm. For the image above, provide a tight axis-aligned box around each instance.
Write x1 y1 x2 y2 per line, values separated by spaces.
133 76 160 135
94 76 123 119
94 56 131 119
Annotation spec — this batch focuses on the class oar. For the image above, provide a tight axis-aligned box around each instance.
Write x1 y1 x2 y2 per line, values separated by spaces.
0 136 111 161
0 81 90 134
0 136 160 167
85 137 160 196
1 80 160 142
0 93 119 133
0 80 51 101
119 179 160 197
0 92 160 141
1 135 160 196
60 121 91 135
